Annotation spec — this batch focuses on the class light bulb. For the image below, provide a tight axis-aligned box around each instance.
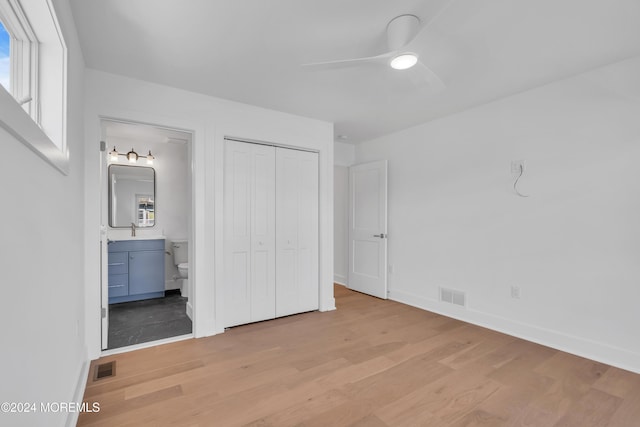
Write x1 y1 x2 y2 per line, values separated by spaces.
127 148 138 163
109 147 119 162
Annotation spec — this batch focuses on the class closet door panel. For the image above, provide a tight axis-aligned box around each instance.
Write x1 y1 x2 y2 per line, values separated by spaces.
276 148 319 317
223 141 253 327
275 149 299 317
250 144 276 322
225 140 318 327
297 151 319 312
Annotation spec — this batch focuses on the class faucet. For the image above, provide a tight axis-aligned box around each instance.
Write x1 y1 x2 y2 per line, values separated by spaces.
130 222 137 237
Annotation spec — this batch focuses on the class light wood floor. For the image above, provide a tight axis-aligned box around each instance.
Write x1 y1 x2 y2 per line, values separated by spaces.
79 285 640 427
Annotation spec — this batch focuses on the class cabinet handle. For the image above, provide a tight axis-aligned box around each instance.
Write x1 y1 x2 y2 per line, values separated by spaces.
108 285 125 288
108 262 125 266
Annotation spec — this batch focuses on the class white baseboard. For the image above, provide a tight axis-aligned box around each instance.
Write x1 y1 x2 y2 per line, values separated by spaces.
65 358 90 427
333 280 347 287
186 301 193 320
389 288 640 375
334 274 347 285
320 296 336 312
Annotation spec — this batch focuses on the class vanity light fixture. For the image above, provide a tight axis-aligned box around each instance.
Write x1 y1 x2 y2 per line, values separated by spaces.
108 146 156 164
126 148 138 163
109 146 119 161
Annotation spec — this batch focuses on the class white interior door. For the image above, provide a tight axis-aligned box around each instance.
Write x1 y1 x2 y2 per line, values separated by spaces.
276 148 319 317
223 140 276 327
101 228 108 349
100 140 109 350
349 160 388 299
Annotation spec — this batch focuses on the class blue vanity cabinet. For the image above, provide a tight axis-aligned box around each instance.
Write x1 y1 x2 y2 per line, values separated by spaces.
129 250 165 296
108 239 165 304
107 251 129 297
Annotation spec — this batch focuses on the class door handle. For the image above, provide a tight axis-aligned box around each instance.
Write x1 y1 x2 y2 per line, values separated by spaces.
373 233 387 238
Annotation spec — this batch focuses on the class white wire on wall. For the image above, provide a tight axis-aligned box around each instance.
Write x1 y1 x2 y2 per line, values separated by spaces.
513 163 528 198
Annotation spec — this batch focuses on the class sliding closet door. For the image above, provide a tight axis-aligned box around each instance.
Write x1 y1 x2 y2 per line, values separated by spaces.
276 148 319 317
223 140 276 327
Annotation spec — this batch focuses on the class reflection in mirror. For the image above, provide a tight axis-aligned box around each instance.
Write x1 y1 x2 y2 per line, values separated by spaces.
109 165 156 228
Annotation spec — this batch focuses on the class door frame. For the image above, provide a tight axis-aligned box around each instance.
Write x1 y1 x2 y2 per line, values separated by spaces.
98 117 197 353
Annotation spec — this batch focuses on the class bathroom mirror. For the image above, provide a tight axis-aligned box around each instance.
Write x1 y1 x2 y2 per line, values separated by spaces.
108 165 156 228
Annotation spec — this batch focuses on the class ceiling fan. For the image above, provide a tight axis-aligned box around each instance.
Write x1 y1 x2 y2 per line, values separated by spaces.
302 4 452 91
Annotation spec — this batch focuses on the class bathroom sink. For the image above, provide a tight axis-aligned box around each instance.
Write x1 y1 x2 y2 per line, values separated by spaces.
110 235 165 242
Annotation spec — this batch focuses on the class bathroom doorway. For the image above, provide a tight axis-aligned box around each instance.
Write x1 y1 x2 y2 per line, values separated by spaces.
100 119 194 351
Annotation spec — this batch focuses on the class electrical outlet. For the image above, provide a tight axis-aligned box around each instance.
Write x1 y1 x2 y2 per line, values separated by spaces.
510 285 521 299
510 160 525 175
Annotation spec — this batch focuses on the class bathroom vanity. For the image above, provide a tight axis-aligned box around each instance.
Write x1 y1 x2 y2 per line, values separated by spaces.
107 238 165 304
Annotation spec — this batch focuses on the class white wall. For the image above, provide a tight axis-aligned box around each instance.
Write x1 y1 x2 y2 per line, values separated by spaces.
334 141 355 167
0 1 86 426
334 165 349 285
333 141 354 284
84 69 334 359
355 56 640 373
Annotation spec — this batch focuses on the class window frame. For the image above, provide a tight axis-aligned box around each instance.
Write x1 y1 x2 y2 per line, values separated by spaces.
0 0 68 175
0 0 39 121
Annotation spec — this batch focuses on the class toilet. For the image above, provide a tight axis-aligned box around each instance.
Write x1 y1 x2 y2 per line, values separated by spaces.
172 240 189 298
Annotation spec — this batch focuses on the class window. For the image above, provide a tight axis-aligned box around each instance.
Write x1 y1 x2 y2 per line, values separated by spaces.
0 0 39 120
0 20 9 91
0 0 68 174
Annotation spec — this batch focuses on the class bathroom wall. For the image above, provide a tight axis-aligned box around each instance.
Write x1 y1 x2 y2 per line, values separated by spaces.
105 135 190 290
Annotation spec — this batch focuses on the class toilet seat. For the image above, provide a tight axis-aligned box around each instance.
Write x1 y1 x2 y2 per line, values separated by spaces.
178 263 188 269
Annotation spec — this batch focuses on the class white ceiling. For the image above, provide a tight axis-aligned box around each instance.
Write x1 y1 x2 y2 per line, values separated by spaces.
70 0 640 144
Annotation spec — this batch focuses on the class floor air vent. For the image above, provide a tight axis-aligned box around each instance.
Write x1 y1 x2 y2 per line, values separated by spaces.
93 361 116 381
439 287 466 307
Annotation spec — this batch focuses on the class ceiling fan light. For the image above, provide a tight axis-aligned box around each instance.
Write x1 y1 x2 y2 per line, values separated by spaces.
390 53 418 70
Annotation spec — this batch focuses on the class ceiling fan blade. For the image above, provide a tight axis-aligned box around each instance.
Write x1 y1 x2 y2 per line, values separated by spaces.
406 60 446 92
302 51 394 68
404 0 455 49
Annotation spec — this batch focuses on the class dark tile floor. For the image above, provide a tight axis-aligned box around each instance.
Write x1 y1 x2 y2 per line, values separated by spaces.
108 291 192 350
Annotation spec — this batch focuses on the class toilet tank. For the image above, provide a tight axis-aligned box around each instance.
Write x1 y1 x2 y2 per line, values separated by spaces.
171 240 188 265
